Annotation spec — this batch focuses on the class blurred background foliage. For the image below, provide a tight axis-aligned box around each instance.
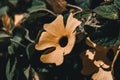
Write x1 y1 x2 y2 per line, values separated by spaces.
0 0 120 80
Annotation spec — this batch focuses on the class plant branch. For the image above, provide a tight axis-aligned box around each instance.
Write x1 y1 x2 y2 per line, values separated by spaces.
67 4 82 16
111 46 120 78
29 9 57 16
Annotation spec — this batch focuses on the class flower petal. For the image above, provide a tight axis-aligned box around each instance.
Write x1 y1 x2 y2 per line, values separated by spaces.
92 68 113 80
85 49 96 60
66 13 81 33
86 37 96 48
35 32 58 50
44 15 65 36
40 47 64 66
64 33 76 55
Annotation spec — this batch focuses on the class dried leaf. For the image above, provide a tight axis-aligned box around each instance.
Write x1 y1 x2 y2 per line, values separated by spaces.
49 0 67 14
1 12 11 31
14 14 24 26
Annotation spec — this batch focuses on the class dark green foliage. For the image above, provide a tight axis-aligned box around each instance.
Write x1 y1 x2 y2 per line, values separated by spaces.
93 4 119 20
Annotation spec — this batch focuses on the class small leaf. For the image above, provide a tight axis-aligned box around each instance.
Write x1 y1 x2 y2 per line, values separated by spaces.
6 58 17 80
0 6 8 16
1 12 11 30
24 65 31 80
92 68 113 80
27 0 46 13
49 0 67 13
6 59 10 79
75 0 92 9
93 4 119 20
0 31 11 38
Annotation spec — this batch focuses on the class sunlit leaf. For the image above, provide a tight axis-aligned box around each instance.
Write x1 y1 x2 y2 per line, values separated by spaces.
94 4 119 20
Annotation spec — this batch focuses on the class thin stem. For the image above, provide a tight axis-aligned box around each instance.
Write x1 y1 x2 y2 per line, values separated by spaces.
24 28 35 43
67 4 82 12
73 10 82 16
111 46 120 78
29 9 57 16
10 39 26 48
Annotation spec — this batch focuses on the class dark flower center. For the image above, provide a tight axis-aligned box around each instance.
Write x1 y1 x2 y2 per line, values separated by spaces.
59 36 68 47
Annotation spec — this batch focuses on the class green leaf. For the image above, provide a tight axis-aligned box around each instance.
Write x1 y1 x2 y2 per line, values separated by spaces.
26 12 48 22
89 21 120 46
6 58 17 80
81 10 92 18
9 0 18 6
93 4 119 20
27 0 46 13
0 6 8 16
0 31 11 38
114 0 120 8
75 0 92 9
24 65 31 80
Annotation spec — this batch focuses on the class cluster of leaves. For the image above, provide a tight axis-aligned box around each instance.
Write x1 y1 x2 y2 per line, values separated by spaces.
0 0 120 80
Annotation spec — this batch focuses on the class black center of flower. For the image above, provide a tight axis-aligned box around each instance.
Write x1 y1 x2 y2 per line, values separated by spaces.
59 36 68 47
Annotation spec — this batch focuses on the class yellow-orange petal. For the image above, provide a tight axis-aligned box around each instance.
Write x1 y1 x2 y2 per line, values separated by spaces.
40 47 64 66
44 15 65 36
66 13 81 33
86 37 96 48
92 68 113 80
35 32 58 50
85 49 96 60
63 33 76 55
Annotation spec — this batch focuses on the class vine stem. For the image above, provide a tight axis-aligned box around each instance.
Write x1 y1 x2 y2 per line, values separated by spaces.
111 46 120 78
67 4 82 15
29 9 57 16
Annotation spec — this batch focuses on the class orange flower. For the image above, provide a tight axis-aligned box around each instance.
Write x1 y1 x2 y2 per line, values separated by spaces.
35 13 81 65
